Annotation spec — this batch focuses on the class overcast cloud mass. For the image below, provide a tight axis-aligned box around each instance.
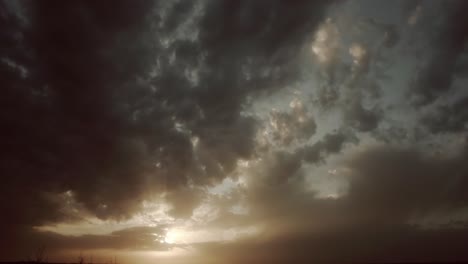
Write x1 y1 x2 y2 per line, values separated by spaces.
1 0 468 263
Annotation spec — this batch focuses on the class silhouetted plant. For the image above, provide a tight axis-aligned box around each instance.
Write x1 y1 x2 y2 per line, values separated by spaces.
78 252 84 264
28 245 47 263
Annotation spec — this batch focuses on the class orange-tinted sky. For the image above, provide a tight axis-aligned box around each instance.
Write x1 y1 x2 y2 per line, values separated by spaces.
2 0 468 263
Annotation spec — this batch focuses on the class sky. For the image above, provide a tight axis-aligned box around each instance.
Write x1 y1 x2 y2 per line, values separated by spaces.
1 0 468 263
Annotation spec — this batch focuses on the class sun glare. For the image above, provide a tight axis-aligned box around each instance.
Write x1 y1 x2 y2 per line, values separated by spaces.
164 228 185 244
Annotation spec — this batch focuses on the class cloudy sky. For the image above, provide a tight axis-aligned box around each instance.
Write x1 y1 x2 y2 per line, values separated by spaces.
1 0 468 263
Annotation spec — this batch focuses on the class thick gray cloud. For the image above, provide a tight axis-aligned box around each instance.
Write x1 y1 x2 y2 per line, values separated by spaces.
3 0 468 263
301 131 355 164
193 141 468 263
345 145 468 225
310 12 398 134
0 0 335 257
422 96 468 133
408 1 468 106
196 227 468 264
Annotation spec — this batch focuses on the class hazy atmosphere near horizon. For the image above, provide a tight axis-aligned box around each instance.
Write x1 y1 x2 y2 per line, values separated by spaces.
2 0 468 263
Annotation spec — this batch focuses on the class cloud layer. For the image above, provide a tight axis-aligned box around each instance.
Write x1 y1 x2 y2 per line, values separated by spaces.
1 0 468 263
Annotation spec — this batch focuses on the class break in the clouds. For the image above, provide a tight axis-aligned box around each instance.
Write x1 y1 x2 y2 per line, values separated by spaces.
1 0 468 263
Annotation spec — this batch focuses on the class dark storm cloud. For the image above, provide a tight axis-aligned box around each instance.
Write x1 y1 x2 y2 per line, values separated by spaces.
198 141 468 263
342 143 468 226
301 131 355 164
0 0 336 254
408 0 468 106
4 0 468 262
344 99 381 132
1 0 160 224
206 1 468 261
197 227 468 264
229 131 355 235
422 96 468 133
344 145 468 225
402 0 422 15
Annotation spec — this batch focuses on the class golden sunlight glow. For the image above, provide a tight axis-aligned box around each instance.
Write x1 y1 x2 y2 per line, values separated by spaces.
349 43 367 65
311 18 339 65
162 226 260 245
164 228 185 244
